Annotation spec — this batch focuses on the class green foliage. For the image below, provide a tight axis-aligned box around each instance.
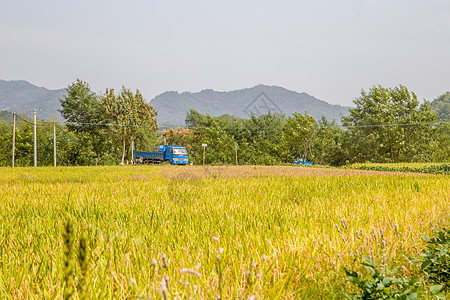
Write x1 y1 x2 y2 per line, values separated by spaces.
430 91 450 121
63 217 75 299
59 79 110 163
57 80 159 165
344 228 450 300
59 79 104 134
0 114 66 167
433 122 450 162
77 235 89 300
0 83 447 167
418 229 450 291
343 85 439 163
285 112 316 161
344 257 420 300
102 87 158 164
314 117 349 166
0 119 12 166
350 163 450 175
182 89 445 166
0 110 13 121
185 109 293 165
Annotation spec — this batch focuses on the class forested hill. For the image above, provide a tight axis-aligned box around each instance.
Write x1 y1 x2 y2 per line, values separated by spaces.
0 80 66 120
430 91 450 120
150 85 350 127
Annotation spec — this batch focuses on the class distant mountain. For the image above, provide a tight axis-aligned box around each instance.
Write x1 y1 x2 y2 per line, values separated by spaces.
430 91 450 120
0 80 66 120
1 80 350 125
150 85 350 127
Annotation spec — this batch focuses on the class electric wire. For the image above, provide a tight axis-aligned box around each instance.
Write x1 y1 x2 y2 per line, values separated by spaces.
1 115 449 130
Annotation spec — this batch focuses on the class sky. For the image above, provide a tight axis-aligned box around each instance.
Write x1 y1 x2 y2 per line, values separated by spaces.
1 0 449 106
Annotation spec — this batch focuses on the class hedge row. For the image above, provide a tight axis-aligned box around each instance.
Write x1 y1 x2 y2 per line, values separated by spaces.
351 164 450 175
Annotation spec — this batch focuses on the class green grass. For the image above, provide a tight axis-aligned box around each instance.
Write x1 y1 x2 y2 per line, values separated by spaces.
0 165 449 298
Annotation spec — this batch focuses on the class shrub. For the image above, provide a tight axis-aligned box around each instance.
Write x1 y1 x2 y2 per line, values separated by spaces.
418 229 450 290
343 257 420 300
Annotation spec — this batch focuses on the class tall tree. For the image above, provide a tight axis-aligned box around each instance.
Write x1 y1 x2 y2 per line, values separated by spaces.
430 92 450 161
0 120 12 167
342 85 438 163
102 87 158 164
430 91 450 121
312 117 348 166
59 79 107 163
244 113 289 164
285 112 316 161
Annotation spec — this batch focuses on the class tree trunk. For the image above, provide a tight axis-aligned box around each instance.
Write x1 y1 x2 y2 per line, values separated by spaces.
121 136 126 164
308 141 313 160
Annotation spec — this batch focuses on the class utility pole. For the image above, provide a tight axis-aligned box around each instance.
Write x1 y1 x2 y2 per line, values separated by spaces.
34 109 37 167
202 143 207 166
131 140 134 165
53 122 57 167
12 112 16 168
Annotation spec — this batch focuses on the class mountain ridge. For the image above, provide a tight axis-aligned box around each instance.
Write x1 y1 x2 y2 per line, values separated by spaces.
150 84 350 126
0 80 352 124
0 80 66 119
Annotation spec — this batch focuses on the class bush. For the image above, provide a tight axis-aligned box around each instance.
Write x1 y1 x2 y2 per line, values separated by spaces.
418 229 450 291
351 164 450 175
344 257 420 300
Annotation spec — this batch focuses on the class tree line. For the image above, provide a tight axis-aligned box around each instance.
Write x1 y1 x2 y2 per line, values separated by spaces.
0 82 448 167
0 80 158 166
165 85 449 166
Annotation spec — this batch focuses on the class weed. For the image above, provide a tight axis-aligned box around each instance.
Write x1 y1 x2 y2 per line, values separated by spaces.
62 217 75 300
344 256 420 299
417 229 450 291
77 234 89 299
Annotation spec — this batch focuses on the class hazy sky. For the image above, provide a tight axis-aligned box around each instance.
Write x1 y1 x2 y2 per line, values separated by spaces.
1 0 449 106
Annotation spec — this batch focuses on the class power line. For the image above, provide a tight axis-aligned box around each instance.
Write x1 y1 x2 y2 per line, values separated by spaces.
56 124 73 136
15 115 48 127
3 115 449 130
172 120 449 130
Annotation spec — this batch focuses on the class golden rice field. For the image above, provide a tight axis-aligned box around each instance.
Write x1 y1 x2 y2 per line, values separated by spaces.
0 165 449 299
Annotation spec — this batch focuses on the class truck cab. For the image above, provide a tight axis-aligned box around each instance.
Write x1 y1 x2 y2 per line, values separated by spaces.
160 145 189 165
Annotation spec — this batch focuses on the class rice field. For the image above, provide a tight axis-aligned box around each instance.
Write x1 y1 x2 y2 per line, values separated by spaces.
0 165 449 299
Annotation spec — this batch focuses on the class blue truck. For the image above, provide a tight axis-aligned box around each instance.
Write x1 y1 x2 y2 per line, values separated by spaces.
294 158 313 166
135 145 189 165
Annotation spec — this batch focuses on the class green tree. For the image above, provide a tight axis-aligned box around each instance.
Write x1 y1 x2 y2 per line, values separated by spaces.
312 117 348 166
430 92 450 161
102 87 158 164
184 110 236 165
185 109 207 128
0 119 12 167
59 79 107 163
285 112 316 161
185 110 290 165
430 91 450 121
14 118 34 166
342 85 438 163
